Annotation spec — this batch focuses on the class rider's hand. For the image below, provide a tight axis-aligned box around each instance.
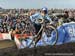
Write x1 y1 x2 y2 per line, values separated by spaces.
34 35 37 38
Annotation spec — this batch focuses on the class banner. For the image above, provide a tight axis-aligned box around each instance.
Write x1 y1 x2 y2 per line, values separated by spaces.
14 34 33 49
14 33 33 39
14 34 27 49
0 33 11 40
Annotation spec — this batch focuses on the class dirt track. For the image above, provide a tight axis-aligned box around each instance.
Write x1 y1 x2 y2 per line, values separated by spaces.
0 40 75 56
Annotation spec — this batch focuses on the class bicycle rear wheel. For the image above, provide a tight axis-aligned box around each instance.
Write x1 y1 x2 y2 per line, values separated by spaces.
41 25 58 46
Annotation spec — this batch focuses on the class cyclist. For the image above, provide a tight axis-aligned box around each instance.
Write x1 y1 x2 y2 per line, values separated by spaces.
30 7 52 34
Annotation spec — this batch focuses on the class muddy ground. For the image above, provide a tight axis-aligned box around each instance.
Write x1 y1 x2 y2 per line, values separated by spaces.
0 40 75 56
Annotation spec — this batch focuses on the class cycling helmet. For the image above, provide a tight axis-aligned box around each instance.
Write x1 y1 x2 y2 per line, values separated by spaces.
42 7 48 14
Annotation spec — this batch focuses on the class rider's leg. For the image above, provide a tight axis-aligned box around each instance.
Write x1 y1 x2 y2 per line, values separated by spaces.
34 23 41 34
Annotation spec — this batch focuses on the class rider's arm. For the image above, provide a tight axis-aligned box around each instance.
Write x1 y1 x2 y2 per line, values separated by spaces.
45 15 52 23
30 13 39 23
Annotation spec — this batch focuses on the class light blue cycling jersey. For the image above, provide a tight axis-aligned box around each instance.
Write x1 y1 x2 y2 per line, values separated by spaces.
30 13 52 24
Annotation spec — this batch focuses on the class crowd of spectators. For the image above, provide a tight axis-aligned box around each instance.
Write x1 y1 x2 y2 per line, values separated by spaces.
0 14 35 36
0 8 75 35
